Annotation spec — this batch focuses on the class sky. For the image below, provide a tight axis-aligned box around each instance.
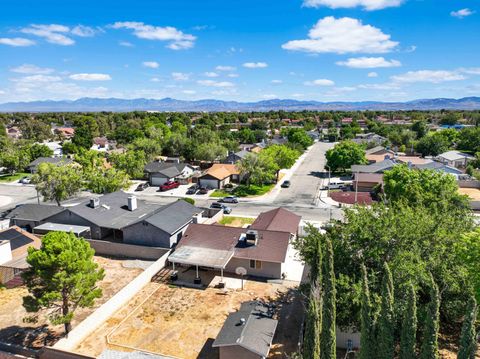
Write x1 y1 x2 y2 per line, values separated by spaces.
0 0 479 103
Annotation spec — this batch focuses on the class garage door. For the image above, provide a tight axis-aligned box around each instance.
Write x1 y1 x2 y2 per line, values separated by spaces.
199 178 219 189
151 176 168 186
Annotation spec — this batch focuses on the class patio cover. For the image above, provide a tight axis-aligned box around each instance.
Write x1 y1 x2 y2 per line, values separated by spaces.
33 222 91 236
168 245 234 269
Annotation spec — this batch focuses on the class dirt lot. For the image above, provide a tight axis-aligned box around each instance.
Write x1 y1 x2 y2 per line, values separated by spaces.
0 256 144 349
458 187 480 200
74 279 303 359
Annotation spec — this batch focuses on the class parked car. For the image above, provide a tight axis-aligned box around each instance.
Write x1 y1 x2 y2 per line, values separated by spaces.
186 184 199 195
19 176 31 184
197 187 209 195
219 196 238 204
323 181 346 190
210 202 232 214
135 182 149 191
281 180 291 188
159 181 180 192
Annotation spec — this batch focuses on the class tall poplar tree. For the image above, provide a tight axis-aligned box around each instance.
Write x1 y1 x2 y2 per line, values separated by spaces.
303 283 322 359
457 297 478 359
359 264 376 359
321 239 336 359
378 262 395 359
420 277 440 359
400 283 417 359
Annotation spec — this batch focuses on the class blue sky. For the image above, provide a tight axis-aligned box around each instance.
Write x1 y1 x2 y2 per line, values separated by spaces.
0 0 479 103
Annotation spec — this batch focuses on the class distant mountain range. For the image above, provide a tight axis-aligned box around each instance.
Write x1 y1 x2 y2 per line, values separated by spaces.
1 96 480 112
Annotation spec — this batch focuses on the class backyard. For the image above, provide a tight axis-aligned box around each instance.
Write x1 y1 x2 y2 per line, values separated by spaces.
217 215 255 227
0 256 145 350
74 279 302 359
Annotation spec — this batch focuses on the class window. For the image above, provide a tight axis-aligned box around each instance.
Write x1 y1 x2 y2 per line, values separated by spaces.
249 260 262 269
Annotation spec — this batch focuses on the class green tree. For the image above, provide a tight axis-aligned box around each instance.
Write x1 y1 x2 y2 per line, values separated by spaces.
415 132 450 157
22 232 104 334
28 143 54 160
321 239 336 359
32 163 83 206
377 262 395 359
457 297 478 359
455 228 480 301
360 264 376 359
130 137 162 161
287 128 314 150
325 141 367 172
237 153 277 186
261 145 300 181
400 283 417 359
85 167 130 194
72 125 94 149
303 284 321 359
420 277 440 359
110 150 147 179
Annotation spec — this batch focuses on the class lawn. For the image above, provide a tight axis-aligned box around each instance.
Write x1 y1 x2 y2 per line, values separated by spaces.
210 184 275 198
0 172 30 183
218 216 255 227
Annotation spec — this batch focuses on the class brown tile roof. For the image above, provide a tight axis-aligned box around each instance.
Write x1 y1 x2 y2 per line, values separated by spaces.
250 208 301 234
177 224 291 263
396 156 432 165
354 173 384 184
204 164 239 180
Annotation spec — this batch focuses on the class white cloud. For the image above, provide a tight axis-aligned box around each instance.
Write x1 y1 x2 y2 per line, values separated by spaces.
111 21 196 50
227 73 239 78
304 78 335 86
69 73 112 81
150 77 161 82
142 61 159 69
336 56 401 68
271 80 283 84
204 72 219 78
216 65 236 71
303 0 402 11
451 8 475 18
197 80 235 87
0 37 36 46
282 17 398 54
71 25 96 37
391 70 466 83
291 93 305 98
10 64 54 74
460 68 480 75
358 83 400 90
182 90 196 95
262 94 278 99
119 41 134 47
20 24 74 45
171 72 190 81
11 75 62 84
368 72 378 77
243 62 268 68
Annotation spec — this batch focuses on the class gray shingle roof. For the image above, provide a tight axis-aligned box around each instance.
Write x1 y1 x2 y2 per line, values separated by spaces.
143 200 203 234
27 157 73 169
6 204 66 222
68 192 159 230
351 159 396 173
437 150 475 162
144 162 188 177
415 161 463 174
212 301 277 357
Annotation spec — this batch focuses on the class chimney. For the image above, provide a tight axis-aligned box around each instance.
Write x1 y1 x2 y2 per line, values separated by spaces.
128 196 137 211
90 198 100 209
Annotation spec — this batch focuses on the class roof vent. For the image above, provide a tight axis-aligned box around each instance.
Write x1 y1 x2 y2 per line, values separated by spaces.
90 198 100 209
128 196 137 211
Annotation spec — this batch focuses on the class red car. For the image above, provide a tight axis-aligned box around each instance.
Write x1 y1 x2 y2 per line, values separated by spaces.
159 181 180 191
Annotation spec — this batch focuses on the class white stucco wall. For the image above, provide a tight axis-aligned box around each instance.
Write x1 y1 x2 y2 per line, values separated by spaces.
0 241 12 265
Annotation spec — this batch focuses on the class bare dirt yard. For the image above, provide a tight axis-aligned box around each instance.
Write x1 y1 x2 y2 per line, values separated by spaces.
458 187 480 201
0 256 144 350
74 279 303 359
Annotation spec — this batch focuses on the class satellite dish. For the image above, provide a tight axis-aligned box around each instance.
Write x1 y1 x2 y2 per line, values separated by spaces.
235 266 247 276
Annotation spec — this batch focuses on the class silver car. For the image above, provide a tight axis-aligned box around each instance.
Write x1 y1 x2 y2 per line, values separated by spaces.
219 196 238 204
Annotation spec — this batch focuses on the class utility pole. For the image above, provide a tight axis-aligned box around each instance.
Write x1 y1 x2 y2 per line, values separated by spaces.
354 171 359 204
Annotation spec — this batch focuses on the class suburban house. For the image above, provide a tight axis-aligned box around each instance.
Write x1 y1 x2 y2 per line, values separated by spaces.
353 173 384 192
168 208 301 280
351 159 397 174
223 150 250 164
0 226 41 286
435 150 475 169
144 161 197 186
45 192 203 246
42 141 63 157
212 301 278 359
198 164 241 189
6 204 66 231
416 161 465 179
364 146 396 164
54 127 75 139
353 133 387 146
27 156 74 173
6 126 22 140
91 137 111 152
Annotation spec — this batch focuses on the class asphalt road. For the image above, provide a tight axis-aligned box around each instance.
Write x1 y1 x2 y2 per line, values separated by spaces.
0 142 342 223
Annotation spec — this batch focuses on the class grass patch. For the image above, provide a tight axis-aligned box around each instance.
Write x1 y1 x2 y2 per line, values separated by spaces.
218 216 255 227
210 184 275 198
0 172 30 183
